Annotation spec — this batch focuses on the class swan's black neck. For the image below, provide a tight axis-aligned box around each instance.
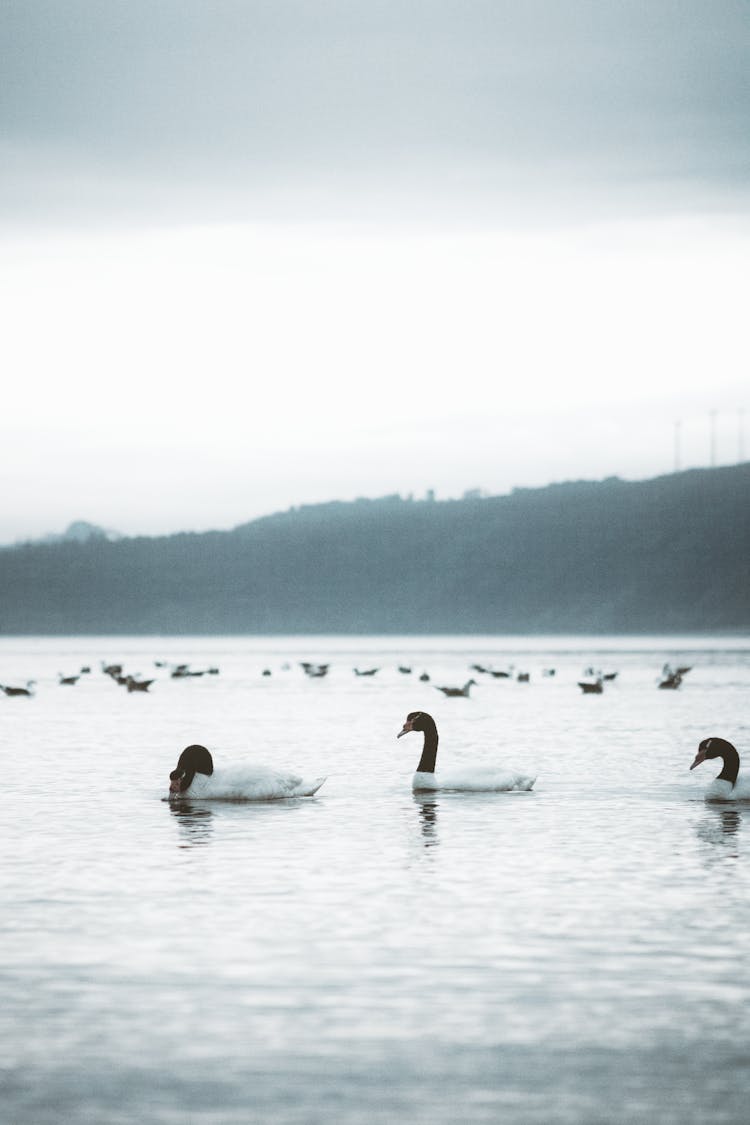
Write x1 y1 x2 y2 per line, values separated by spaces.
699 738 741 787
714 745 740 786
171 744 214 793
416 720 439 773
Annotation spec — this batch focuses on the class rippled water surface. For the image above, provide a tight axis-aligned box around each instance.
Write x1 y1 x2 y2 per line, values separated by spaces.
2 635 750 1124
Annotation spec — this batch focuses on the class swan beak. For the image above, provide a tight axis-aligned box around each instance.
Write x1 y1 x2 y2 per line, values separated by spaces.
690 748 707 771
397 721 413 739
169 769 185 793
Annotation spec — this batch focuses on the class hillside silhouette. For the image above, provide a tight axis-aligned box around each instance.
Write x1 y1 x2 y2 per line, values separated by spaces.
2 465 748 634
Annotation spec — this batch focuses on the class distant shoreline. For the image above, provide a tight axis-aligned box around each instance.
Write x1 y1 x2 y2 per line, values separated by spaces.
1 630 748 641
2 466 748 635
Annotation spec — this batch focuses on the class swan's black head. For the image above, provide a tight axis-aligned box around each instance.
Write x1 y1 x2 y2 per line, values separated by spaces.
397 712 439 772
169 744 214 794
690 737 740 786
397 711 435 738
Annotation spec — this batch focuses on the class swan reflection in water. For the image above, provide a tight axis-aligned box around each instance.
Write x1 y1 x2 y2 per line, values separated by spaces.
413 793 440 848
168 799 215 848
696 806 742 858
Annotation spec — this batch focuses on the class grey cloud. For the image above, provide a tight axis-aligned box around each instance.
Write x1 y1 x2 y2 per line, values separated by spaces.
2 0 749 226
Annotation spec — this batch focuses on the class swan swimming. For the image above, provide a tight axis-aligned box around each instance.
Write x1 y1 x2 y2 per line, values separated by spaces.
690 737 750 801
168 744 326 801
397 711 536 792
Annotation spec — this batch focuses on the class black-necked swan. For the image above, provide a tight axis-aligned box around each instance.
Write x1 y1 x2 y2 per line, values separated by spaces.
396 711 536 792
168 744 326 800
690 737 750 800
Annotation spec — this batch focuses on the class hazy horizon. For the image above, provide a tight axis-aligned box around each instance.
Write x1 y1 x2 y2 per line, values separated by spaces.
6 458 748 547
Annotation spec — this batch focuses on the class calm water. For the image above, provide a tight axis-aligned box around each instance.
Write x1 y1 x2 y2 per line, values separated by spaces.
2 635 750 1124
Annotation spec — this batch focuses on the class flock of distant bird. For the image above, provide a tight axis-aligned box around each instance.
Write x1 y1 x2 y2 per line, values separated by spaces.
0 657 696 700
575 663 692 695
0 660 221 698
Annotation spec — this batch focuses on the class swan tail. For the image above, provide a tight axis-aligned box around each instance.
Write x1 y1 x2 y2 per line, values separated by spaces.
505 773 536 791
292 776 327 797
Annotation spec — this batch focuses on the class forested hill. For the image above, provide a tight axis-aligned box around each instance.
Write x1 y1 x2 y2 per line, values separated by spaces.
2 464 749 634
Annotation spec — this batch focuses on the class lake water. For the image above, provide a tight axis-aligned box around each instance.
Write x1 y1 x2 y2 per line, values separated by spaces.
2 634 750 1124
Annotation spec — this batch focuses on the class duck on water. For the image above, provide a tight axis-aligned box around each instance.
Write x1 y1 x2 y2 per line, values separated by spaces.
0 681 35 697
397 711 536 792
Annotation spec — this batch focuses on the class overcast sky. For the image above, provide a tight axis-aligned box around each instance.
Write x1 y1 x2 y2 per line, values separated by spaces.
1 0 748 542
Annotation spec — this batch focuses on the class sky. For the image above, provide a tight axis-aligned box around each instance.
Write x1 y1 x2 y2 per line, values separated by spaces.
1 0 748 543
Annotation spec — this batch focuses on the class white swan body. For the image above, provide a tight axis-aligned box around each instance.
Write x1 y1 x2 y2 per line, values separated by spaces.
398 712 536 793
412 767 536 793
181 765 326 800
701 778 750 802
690 737 750 802
169 744 325 801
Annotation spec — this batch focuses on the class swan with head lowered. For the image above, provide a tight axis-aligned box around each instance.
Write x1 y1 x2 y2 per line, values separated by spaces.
397 711 536 792
690 737 750 800
168 744 326 801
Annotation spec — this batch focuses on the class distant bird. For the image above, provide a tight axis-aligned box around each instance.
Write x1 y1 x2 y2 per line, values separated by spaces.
542 668 556 677
489 669 512 679
434 679 477 698
658 666 682 689
470 663 489 674
80 666 91 674
58 673 80 686
602 671 618 682
301 662 329 678
207 667 220 675
0 681 35 697
168 744 326 801
262 668 272 677
419 671 430 682
690 737 750 800
354 667 379 676
398 665 412 674
102 662 123 677
126 676 153 692
578 677 604 694
660 663 690 687
516 672 530 683
171 664 205 678
397 711 536 792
